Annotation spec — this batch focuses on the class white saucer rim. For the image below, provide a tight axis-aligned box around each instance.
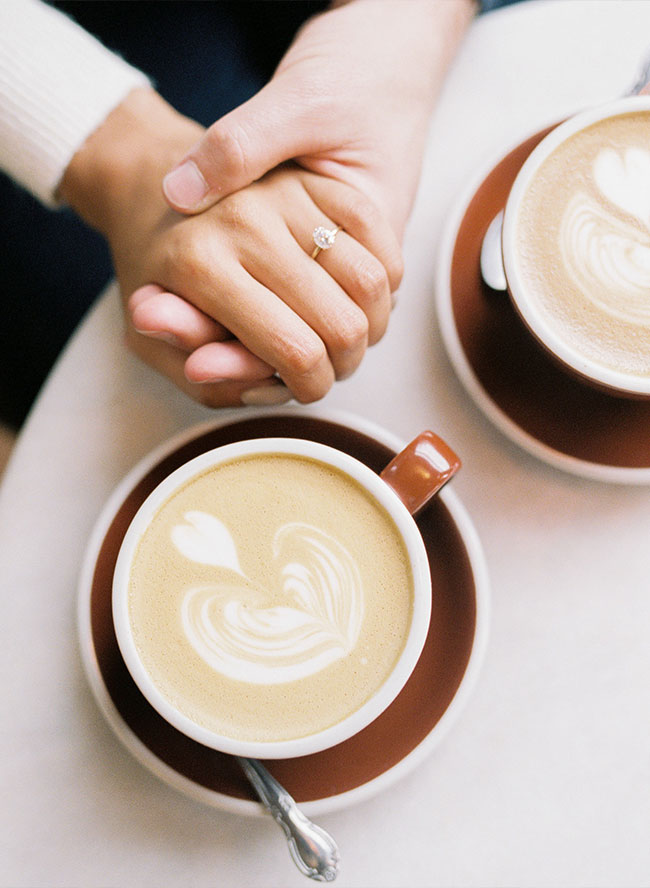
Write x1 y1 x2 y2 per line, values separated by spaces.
77 405 490 817
435 146 650 486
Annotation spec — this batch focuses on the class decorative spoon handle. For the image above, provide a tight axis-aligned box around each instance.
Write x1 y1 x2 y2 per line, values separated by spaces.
237 757 340 882
627 47 650 96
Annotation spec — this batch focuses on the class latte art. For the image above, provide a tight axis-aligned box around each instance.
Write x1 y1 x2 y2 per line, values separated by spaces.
513 110 650 380
560 189 650 325
174 512 364 684
593 146 650 229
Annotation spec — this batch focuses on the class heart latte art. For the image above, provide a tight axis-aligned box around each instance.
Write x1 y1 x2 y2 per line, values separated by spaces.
514 111 650 379
127 453 413 743
561 148 650 325
172 511 364 684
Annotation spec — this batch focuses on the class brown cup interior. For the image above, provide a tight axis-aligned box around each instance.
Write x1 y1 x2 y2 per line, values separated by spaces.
88 414 478 804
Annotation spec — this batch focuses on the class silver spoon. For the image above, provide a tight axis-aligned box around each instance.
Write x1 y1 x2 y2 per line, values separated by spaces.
237 757 340 882
479 51 650 291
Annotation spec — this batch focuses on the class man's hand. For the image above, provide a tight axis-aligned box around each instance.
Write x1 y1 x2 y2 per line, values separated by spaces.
162 0 475 238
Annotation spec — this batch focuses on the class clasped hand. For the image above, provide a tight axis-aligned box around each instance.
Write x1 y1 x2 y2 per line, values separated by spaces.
61 0 472 408
125 160 402 406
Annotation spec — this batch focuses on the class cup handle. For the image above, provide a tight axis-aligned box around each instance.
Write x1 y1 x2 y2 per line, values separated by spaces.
379 432 461 516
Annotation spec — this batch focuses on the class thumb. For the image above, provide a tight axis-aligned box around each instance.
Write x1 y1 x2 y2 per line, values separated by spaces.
163 80 323 213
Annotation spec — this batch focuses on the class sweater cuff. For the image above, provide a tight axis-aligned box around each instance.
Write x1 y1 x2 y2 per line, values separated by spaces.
0 0 151 207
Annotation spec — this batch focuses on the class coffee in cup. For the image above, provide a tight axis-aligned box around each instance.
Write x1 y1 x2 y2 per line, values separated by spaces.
113 434 460 758
502 96 650 397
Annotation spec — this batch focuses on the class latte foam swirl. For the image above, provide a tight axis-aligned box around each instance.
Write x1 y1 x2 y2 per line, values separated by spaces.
172 511 364 684
560 194 650 324
558 147 650 326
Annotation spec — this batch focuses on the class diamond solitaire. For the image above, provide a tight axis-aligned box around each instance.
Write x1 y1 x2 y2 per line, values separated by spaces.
313 226 338 250
311 225 341 258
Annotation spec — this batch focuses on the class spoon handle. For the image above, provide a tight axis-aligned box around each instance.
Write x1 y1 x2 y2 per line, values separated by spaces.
628 47 650 96
237 757 340 882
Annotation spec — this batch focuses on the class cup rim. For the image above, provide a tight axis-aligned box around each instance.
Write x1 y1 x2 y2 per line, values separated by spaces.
112 436 433 759
502 94 650 397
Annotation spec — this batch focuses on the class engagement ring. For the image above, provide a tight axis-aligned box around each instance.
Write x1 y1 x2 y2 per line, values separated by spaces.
311 225 341 259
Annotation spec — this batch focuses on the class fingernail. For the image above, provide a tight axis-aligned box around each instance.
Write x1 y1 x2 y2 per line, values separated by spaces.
135 328 181 347
240 385 293 406
163 160 208 209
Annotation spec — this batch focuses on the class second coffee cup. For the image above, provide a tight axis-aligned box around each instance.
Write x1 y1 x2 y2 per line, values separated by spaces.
112 433 460 759
502 95 650 398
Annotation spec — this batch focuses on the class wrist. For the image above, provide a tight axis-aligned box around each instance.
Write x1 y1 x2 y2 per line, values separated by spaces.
400 0 476 101
325 0 475 98
58 88 203 236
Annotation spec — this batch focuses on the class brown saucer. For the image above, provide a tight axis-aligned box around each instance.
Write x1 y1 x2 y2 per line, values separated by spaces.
79 411 486 814
437 127 650 481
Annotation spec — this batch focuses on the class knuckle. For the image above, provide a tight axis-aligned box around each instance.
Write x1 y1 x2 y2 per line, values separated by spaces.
275 336 334 403
342 192 380 237
216 188 257 230
281 337 328 380
331 307 369 355
205 122 249 185
350 257 388 306
158 226 196 277
157 226 219 293
338 189 404 290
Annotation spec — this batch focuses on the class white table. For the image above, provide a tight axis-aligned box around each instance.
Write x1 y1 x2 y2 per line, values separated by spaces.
2 2 649 885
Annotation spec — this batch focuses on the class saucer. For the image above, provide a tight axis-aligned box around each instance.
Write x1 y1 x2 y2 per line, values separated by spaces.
77 408 489 817
436 127 650 483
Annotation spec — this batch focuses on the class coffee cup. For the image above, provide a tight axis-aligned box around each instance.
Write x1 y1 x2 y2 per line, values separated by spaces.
112 432 460 759
501 96 650 398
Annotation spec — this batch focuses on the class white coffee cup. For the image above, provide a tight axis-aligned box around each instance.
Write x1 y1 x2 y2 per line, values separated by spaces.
502 96 650 398
112 433 459 759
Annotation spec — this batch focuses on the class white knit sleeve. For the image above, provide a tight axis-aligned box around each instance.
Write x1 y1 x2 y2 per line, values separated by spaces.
0 0 151 207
